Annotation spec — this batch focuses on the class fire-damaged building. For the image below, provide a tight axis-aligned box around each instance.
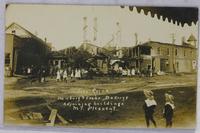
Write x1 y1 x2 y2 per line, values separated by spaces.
128 34 197 74
5 23 51 75
78 42 111 74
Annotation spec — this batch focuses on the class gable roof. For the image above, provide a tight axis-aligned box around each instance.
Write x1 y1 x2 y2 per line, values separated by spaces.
48 51 67 59
79 42 103 50
187 34 197 42
6 22 48 46
134 41 197 49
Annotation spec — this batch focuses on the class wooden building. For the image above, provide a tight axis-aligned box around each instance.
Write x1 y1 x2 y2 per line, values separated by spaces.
5 23 51 75
129 36 197 74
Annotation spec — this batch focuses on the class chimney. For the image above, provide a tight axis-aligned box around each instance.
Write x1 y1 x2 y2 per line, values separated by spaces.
170 33 176 44
116 22 121 50
93 17 97 42
181 36 185 45
134 33 138 45
83 17 88 42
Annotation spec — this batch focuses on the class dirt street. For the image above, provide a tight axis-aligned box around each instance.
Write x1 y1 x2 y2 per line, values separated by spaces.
4 74 197 128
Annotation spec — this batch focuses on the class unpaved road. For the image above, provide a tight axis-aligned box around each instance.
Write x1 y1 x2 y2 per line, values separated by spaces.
4 74 197 128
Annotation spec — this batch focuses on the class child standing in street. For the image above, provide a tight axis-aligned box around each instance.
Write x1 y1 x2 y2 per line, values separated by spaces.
143 90 157 128
163 93 175 128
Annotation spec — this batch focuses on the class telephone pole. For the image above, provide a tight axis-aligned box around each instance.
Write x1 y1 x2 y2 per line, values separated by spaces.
170 33 176 44
93 17 97 42
83 17 88 42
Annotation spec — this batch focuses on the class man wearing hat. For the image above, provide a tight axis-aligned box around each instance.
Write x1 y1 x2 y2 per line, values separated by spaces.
163 93 175 128
143 90 157 128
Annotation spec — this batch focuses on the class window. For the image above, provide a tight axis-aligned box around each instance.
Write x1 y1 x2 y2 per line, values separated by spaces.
176 61 179 71
167 48 170 55
140 46 151 55
184 50 186 56
157 47 161 54
191 51 193 57
5 53 10 64
175 48 178 56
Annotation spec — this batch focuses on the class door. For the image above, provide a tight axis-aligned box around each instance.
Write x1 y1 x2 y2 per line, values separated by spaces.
160 58 169 72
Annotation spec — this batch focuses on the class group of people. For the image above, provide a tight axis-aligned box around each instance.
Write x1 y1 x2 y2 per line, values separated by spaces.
18 64 92 83
56 68 83 82
111 65 154 78
120 67 136 76
20 65 47 83
143 90 175 128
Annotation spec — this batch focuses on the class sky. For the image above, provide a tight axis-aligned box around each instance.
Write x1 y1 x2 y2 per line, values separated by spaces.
6 4 198 50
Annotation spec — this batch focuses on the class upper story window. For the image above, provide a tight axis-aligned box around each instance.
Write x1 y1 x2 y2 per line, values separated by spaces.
5 53 10 64
140 46 151 55
167 48 170 55
157 47 161 55
175 48 178 56
190 50 193 57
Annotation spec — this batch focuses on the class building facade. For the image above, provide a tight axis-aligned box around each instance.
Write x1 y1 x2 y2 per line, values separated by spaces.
5 23 51 75
129 38 197 73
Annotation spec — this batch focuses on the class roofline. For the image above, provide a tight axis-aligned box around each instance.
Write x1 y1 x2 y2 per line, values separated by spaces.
132 41 197 49
187 34 197 41
149 41 197 49
6 22 50 48
80 42 111 52
6 33 22 39
80 42 101 48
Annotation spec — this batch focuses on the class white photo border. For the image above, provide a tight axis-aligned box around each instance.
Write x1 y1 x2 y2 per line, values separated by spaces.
0 0 199 133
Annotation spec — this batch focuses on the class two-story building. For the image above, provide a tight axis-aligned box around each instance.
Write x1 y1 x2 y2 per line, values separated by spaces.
129 35 197 74
5 23 51 75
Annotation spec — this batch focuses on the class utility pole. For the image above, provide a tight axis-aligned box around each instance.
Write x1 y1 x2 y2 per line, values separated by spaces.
93 17 97 42
170 33 176 44
83 17 88 43
134 33 138 45
116 22 121 57
170 33 176 74
181 36 185 45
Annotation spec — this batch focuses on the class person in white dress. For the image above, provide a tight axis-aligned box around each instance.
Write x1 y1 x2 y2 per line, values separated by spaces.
127 68 131 76
63 70 68 81
59 69 64 80
75 68 81 79
122 69 127 76
56 70 61 82
70 69 74 79
78 69 81 79
131 67 135 76
75 69 78 78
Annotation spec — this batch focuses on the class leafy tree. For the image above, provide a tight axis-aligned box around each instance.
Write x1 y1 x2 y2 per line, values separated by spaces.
64 47 93 69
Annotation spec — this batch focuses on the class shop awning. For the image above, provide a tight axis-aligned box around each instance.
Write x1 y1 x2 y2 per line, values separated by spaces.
121 6 198 27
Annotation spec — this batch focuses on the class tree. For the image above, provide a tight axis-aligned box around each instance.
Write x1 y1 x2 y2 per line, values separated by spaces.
67 49 93 69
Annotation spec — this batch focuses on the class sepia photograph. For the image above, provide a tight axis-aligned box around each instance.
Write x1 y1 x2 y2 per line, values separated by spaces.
4 4 198 129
